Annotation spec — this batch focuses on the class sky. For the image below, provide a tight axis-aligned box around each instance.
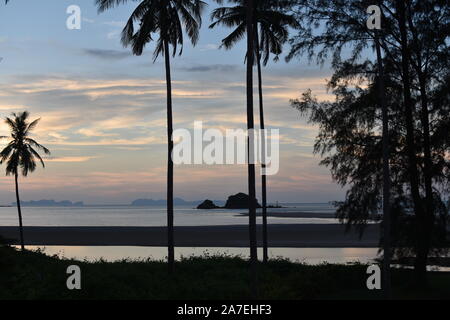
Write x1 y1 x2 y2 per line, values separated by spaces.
0 0 345 205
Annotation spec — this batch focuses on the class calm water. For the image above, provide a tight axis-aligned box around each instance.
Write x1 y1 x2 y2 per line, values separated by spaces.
0 203 338 226
23 246 379 264
4 203 380 265
5 205 448 270
16 246 449 271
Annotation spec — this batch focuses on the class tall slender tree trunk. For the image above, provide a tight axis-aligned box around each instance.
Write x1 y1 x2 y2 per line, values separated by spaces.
412 69 434 285
164 39 175 273
416 70 434 275
246 0 258 298
255 28 268 264
396 0 427 285
375 31 391 299
15 172 24 251
407 10 435 286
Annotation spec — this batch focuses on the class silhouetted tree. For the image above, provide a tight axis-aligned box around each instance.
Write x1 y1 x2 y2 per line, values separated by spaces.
394 0 448 284
0 112 50 251
211 0 297 263
96 0 206 273
374 26 391 298
244 0 257 297
288 0 449 286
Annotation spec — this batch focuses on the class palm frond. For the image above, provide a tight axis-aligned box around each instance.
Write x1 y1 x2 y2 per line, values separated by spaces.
210 0 298 64
28 145 46 168
0 112 49 177
221 22 246 49
24 138 51 155
24 118 40 135
99 0 206 61
95 0 139 13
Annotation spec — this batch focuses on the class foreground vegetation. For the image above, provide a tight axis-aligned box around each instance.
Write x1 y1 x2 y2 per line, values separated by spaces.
0 246 449 300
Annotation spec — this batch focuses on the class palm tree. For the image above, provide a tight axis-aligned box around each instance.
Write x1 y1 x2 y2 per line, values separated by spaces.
0 112 50 251
212 0 257 296
96 0 206 273
244 0 257 297
210 0 297 263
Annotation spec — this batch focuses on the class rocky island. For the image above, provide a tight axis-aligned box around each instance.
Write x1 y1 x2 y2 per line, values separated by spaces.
196 200 220 209
196 193 261 210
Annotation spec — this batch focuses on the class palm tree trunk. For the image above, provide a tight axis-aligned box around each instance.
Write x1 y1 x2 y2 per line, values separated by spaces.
14 172 24 251
375 31 391 299
396 0 427 285
164 39 175 273
254 28 268 264
246 0 258 298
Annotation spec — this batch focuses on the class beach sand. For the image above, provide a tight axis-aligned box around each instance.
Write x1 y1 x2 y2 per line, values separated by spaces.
0 224 379 247
238 211 381 219
238 211 337 218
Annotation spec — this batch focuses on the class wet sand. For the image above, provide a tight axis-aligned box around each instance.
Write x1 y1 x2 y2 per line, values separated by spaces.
238 211 381 219
238 212 337 218
0 224 379 247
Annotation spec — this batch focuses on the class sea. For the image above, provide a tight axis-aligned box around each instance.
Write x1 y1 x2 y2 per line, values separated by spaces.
1 203 381 264
0 203 338 227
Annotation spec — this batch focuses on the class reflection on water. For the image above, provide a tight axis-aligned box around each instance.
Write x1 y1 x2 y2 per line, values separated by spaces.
0 204 339 226
20 246 449 271
22 246 379 264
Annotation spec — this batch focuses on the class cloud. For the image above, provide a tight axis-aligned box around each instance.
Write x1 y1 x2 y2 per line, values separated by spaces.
77 128 117 137
101 21 126 40
106 30 120 40
180 64 239 73
82 18 95 24
46 136 165 147
45 156 97 163
102 21 126 28
198 44 219 51
0 104 29 111
82 49 130 60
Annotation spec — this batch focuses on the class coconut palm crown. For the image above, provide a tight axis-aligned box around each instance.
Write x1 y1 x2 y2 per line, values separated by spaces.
0 111 50 251
0 112 50 176
210 0 298 65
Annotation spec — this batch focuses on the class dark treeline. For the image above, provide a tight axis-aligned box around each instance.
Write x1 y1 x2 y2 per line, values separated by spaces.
289 0 449 286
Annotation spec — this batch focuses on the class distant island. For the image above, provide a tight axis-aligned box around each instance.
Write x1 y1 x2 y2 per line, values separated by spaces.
197 193 261 210
131 198 198 206
131 198 225 207
13 200 84 207
131 194 265 209
197 199 220 209
8 197 285 208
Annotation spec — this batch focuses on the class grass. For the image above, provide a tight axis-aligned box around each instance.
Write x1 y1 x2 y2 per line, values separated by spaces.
0 245 449 300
